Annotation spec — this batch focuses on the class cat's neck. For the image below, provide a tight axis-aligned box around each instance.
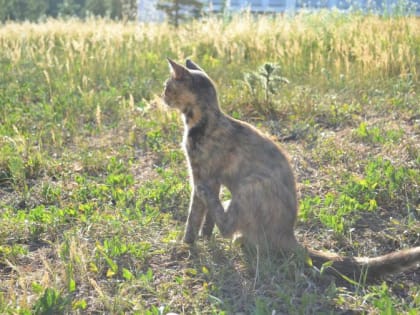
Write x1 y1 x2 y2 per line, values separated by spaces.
181 106 221 131
182 107 202 130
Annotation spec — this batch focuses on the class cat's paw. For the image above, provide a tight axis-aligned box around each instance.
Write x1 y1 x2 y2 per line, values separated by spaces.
183 232 196 245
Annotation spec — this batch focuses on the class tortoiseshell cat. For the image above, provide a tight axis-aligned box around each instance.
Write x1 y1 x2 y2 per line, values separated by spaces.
162 58 420 280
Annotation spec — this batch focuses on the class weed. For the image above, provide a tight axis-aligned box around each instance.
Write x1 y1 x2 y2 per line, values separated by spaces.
33 287 70 315
243 62 289 117
353 122 404 145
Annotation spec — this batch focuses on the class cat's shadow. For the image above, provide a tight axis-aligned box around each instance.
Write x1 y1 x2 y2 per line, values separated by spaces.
171 237 348 314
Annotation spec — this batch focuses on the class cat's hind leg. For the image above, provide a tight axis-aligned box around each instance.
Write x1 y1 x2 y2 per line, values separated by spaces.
195 183 239 238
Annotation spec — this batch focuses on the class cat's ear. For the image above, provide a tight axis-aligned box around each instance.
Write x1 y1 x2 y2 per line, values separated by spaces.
167 58 190 80
185 59 205 72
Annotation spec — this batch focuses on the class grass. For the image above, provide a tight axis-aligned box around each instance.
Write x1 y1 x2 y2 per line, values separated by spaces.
0 11 419 314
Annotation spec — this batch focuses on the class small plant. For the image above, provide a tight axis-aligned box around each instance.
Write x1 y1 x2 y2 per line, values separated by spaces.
366 282 400 314
0 244 27 262
353 122 403 145
243 63 289 117
33 287 70 315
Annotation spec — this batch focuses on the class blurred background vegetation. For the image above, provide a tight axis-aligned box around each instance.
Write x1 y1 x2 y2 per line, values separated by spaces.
0 0 138 22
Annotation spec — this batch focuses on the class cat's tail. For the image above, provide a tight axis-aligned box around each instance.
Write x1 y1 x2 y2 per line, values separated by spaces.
306 246 420 282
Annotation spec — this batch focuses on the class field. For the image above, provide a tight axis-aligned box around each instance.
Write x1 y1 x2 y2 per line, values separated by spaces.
0 12 419 314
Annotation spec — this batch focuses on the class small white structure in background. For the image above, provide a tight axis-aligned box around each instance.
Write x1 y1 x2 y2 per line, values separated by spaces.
137 0 419 22
137 0 165 22
208 0 419 14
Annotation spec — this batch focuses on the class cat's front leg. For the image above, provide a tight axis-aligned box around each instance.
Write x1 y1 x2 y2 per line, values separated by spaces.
199 181 220 238
184 191 206 244
184 181 220 244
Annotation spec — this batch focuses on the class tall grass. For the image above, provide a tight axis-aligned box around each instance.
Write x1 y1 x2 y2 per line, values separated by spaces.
1 13 418 132
2 12 419 185
1 13 419 94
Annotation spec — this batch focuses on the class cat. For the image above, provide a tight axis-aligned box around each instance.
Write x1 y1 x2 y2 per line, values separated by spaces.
162 58 420 281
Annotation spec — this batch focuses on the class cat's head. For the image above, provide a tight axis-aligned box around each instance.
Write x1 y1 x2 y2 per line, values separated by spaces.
162 59 218 114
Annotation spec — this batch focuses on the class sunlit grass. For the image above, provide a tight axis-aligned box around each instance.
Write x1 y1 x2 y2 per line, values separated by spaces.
0 12 419 314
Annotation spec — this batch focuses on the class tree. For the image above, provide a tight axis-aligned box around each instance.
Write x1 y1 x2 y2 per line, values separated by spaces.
46 0 63 17
0 0 15 21
156 0 204 27
0 0 48 21
106 0 138 21
57 0 83 17
0 0 137 22
46 1 89 18
109 0 123 19
121 0 137 21
85 0 107 17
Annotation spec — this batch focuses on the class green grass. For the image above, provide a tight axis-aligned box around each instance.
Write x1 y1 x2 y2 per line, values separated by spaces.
1 12 419 314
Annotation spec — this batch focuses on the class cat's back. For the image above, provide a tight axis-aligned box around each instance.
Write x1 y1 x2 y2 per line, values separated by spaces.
225 116 289 164
215 115 294 185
